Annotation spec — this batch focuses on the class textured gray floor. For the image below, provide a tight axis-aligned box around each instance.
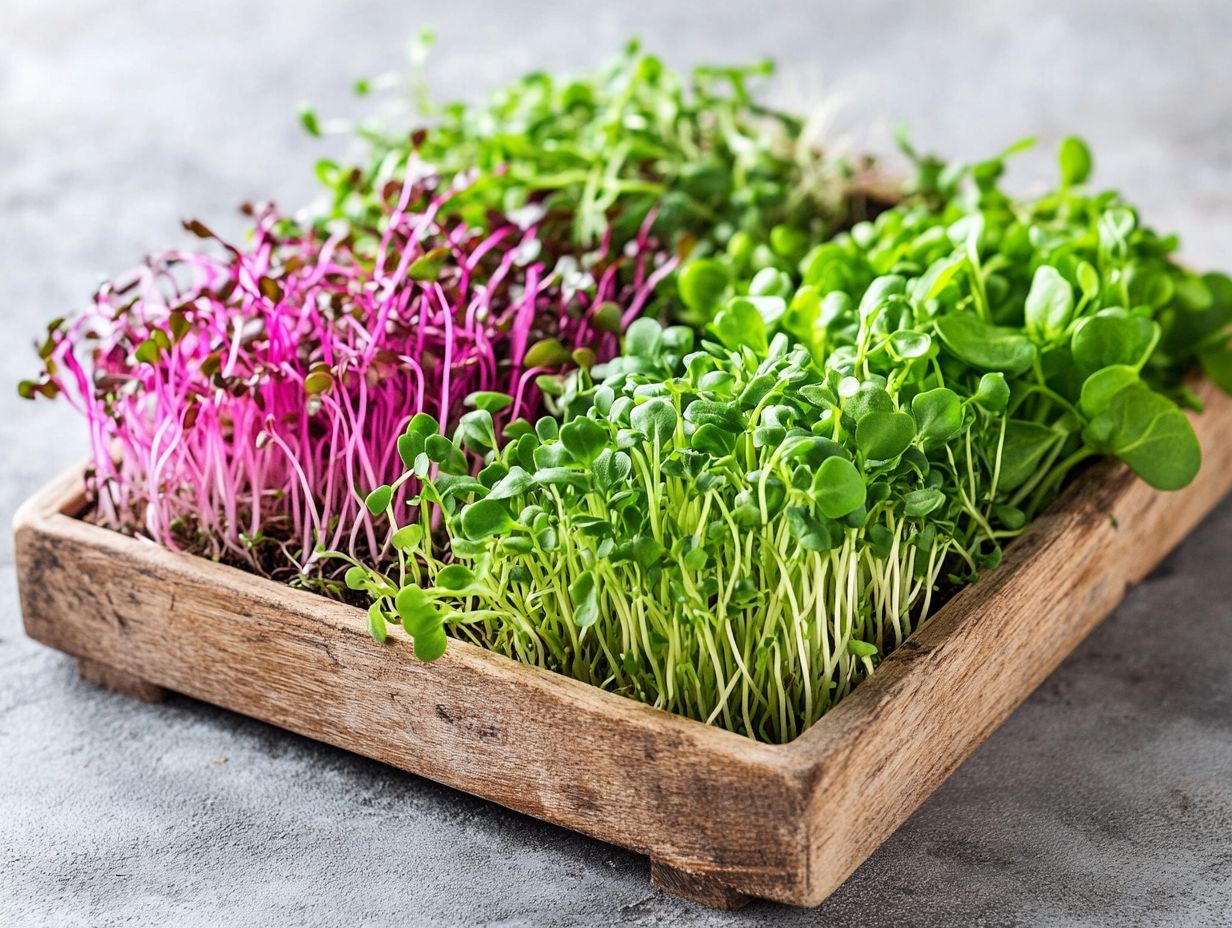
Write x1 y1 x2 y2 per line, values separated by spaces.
2 2 1231 926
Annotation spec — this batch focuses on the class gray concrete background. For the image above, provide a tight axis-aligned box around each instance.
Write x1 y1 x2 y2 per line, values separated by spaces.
1 1 1230 925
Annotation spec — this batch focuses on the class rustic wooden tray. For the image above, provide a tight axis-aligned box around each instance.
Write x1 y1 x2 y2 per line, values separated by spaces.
14 379 1232 910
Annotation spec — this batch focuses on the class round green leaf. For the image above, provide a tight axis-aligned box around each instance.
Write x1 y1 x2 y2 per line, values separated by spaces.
690 422 737 457
487 465 536 501
568 569 599 628
935 315 1037 374
1058 135 1093 186
713 298 768 354
630 398 677 446
460 498 515 540
1079 365 1139 418
855 411 916 461
811 456 867 519
593 448 632 492
367 603 388 644
364 485 393 515
624 317 663 359
524 338 572 368
344 565 370 591
559 417 608 464
974 372 1011 414
998 421 1060 491
889 330 933 360
1083 383 1200 490
391 524 424 551
902 487 945 518
677 258 731 315
395 585 437 630
465 390 514 413
413 626 448 662
1024 265 1074 343
1071 313 1158 374
435 564 479 592
911 388 964 445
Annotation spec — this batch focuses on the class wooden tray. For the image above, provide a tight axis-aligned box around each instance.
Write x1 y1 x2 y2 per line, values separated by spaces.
14 380 1232 910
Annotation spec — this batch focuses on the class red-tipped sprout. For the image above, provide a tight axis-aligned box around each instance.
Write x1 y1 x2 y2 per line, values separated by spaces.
34 166 674 586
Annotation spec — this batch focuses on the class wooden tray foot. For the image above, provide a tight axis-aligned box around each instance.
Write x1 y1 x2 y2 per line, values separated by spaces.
649 859 751 910
77 657 166 703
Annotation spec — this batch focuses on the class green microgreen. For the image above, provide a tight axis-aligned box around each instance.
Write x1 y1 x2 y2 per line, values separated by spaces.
347 132 1229 746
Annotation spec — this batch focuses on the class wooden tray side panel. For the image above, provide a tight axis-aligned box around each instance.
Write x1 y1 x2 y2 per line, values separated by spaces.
790 381 1232 905
13 500 808 904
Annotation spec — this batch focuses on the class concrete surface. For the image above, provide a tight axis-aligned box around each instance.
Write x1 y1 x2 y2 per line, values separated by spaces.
2 1 1230 925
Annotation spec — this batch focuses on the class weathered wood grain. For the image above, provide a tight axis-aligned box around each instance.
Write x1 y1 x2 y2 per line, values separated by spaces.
13 379 1232 909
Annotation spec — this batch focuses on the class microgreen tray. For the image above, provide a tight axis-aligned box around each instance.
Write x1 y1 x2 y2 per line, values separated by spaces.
14 379 1232 909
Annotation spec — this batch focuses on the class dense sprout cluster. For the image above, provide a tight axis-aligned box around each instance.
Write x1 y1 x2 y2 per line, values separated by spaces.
308 38 879 323
345 137 1232 743
24 169 667 583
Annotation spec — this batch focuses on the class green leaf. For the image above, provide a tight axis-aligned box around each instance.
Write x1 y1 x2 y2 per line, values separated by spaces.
630 398 677 446
624 317 663 359
677 258 731 315
935 315 1037 374
786 506 832 552
1079 365 1139 418
465 391 514 413
903 488 945 518
1200 344 1232 394
1071 312 1158 374
524 338 573 368
559 418 608 463
1083 383 1200 490
568 569 599 628
911 388 964 445
973 372 1010 414
367 603 388 644
456 409 497 452
998 421 1059 491
435 564 480 593
690 422 737 457
911 255 965 303
397 434 422 467
811 456 867 519
134 339 160 364
1058 135 1093 186
407 412 440 439
413 626 448 662
1024 265 1074 343
487 465 536 501
591 301 623 334
593 448 632 491
889 330 932 360
847 640 878 659
533 467 589 489
391 524 424 551
345 565 370 591
856 411 916 461
365 485 393 515
304 370 334 395
631 536 665 570
713 298 768 353
407 246 450 282
843 384 894 423
460 498 515 540
395 585 440 637
298 103 321 137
